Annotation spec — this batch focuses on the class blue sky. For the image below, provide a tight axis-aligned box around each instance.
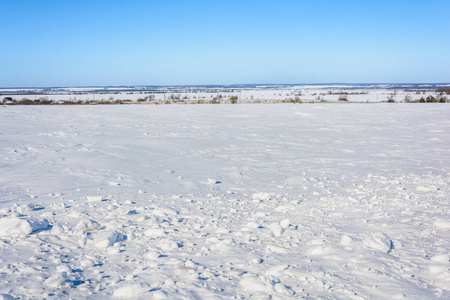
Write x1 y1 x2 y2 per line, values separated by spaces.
1 0 449 87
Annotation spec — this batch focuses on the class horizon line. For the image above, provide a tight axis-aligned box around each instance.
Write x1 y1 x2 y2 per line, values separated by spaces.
1 82 450 89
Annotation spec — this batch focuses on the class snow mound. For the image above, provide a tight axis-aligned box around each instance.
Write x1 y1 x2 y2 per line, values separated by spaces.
0 217 49 236
363 232 392 253
153 206 178 217
274 283 294 296
340 235 353 246
306 245 334 256
144 227 166 237
268 222 285 237
431 254 449 263
51 224 64 235
45 272 73 288
0 294 14 300
239 276 271 293
76 219 102 231
117 205 137 215
252 193 272 201
113 282 150 298
433 219 450 230
86 195 105 202
266 244 290 253
416 186 437 193
265 264 288 276
274 203 296 213
280 219 290 229
145 250 161 260
93 230 120 248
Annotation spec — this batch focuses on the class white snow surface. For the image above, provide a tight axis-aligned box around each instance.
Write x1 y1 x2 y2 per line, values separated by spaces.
0 104 449 299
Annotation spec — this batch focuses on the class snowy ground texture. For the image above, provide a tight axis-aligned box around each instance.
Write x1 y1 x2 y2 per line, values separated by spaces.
0 104 449 299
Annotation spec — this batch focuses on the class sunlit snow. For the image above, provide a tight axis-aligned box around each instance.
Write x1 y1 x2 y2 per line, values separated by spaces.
0 104 449 299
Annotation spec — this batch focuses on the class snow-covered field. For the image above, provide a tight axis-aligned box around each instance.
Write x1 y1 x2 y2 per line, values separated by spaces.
1 84 445 103
0 104 449 299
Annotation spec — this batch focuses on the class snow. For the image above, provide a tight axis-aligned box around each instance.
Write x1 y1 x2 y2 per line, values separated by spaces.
0 217 49 236
362 232 392 253
433 219 450 230
0 103 449 299
113 282 151 298
93 230 121 248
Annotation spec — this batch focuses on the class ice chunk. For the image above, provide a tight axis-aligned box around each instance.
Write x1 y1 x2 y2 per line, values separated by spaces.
45 272 73 288
113 282 150 298
80 259 95 269
145 250 161 260
152 290 169 299
246 221 260 229
16 203 38 213
268 222 285 237
0 217 49 236
93 230 120 248
266 244 290 253
117 205 137 215
216 227 230 234
274 203 296 213
416 186 437 192
56 264 72 273
153 206 178 217
239 276 271 293
210 240 233 252
429 265 447 274
306 245 334 255
207 178 221 184
340 235 353 246
86 196 104 202
431 254 449 263
433 219 450 230
157 238 180 251
76 219 102 231
144 227 166 237
274 283 294 296
280 219 290 229
266 265 288 276
51 224 64 235
252 192 272 201
363 232 392 253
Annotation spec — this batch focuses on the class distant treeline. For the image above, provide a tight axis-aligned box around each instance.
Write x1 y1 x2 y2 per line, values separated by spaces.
3 95 449 105
436 88 450 95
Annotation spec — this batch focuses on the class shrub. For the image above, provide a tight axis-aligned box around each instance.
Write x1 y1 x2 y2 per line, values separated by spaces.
3 97 13 104
169 94 180 101
18 98 35 105
437 95 448 103
426 95 437 103
386 94 396 102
